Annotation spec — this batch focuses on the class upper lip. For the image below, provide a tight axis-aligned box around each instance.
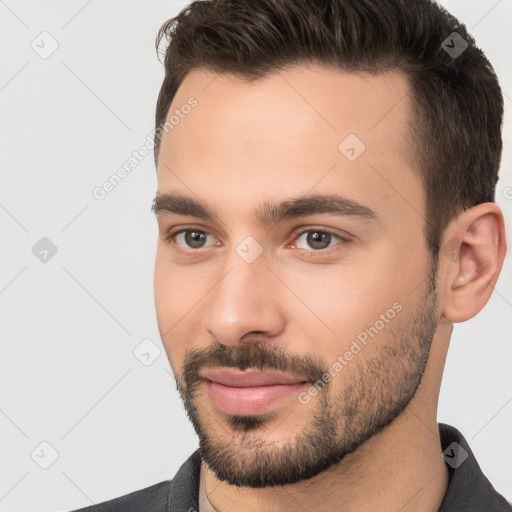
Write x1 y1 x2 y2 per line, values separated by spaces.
201 368 307 387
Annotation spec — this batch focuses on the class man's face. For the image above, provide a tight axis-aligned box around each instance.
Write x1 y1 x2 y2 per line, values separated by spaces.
153 65 439 487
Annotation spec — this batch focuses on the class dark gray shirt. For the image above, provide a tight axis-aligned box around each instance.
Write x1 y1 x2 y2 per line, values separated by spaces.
71 423 512 511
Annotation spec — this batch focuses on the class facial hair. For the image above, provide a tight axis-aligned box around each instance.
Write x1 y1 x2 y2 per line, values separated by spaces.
172 267 439 488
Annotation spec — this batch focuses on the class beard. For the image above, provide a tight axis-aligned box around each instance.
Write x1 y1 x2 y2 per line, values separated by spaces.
171 266 439 488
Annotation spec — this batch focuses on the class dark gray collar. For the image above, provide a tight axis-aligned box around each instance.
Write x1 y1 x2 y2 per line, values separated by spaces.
437 423 511 511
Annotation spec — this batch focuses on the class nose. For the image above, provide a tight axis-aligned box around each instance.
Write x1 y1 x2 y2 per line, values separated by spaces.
202 249 286 346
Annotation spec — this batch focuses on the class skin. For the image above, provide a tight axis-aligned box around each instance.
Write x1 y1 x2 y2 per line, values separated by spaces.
153 65 506 512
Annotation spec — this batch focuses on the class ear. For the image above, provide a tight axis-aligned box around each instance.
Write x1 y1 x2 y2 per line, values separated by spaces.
439 203 507 323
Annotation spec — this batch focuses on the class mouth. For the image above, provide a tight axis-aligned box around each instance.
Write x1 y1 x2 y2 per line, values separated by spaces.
200 368 309 416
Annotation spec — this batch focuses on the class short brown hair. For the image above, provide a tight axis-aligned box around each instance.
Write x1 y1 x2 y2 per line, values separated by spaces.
154 0 503 256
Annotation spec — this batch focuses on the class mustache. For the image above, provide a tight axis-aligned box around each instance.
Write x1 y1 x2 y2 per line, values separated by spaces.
181 340 328 391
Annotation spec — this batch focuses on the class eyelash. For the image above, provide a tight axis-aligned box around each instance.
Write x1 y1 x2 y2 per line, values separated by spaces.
163 226 350 256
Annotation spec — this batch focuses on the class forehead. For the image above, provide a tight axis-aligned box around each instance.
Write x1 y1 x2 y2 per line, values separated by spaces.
158 64 414 165
156 64 422 227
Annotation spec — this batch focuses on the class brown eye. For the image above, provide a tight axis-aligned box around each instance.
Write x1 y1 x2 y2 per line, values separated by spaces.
165 229 216 250
306 231 332 250
183 230 208 249
294 229 345 252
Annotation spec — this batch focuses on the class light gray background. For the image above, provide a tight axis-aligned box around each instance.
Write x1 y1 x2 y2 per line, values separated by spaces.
0 1 510 511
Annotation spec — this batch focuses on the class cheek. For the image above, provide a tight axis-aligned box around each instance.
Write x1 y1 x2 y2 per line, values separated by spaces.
154 252 172 327
281 254 415 357
154 251 211 366
154 250 198 327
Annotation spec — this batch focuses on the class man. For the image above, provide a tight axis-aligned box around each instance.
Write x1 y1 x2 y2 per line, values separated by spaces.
72 0 510 510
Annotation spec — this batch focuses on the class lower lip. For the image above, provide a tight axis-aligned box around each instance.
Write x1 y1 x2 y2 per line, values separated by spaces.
205 380 308 416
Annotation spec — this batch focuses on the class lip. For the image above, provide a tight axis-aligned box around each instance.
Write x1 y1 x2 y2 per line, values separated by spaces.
201 368 309 416
202 368 306 387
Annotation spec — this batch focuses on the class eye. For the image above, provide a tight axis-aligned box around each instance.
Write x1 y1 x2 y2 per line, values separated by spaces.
163 226 349 255
292 229 348 253
164 228 218 250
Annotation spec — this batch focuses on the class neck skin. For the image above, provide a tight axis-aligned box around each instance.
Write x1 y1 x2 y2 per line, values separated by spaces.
200 322 452 512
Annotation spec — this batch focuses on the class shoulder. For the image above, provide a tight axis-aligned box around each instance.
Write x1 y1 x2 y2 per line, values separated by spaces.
68 480 173 512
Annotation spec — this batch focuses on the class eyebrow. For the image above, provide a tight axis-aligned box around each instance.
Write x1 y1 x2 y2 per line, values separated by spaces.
151 192 378 226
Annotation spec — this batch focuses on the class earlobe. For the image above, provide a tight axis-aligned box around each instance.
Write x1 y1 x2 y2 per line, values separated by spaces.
440 204 506 323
